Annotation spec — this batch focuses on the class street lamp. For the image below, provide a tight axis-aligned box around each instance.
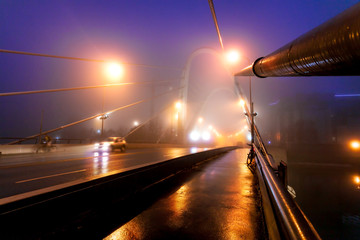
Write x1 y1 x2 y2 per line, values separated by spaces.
232 52 256 146
198 117 204 124
175 101 182 111
105 62 124 81
179 48 243 144
225 50 240 64
225 49 256 146
99 113 109 136
179 48 227 144
100 61 124 137
174 101 182 139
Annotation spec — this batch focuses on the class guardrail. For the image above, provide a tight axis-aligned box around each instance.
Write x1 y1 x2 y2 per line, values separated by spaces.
254 145 321 240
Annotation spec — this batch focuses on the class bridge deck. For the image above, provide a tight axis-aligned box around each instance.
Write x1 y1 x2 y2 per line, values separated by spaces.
105 148 266 239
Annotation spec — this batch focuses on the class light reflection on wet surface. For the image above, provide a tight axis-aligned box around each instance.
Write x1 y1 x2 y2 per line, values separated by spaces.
169 185 189 229
161 147 210 159
190 147 198 153
104 149 265 240
93 152 109 175
1 147 212 199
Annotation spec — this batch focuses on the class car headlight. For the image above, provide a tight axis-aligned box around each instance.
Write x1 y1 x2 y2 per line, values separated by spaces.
102 145 109 150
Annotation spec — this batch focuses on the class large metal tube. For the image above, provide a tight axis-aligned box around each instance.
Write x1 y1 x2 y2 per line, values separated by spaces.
235 3 360 77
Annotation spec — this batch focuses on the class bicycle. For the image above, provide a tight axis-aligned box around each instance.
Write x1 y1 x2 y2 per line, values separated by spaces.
35 140 56 153
246 145 256 173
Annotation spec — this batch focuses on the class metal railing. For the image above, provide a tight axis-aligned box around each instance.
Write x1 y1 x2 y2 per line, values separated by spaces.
254 145 321 240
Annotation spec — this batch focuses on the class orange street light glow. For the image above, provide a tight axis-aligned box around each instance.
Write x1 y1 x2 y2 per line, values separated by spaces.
175 101 182 110
350 140 360 150
355 176 360 184
105 62 124 80
225 50 240 64
239 99 245 106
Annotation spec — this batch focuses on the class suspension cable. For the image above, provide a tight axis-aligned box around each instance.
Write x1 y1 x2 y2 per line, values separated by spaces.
125 99 176 138
8 87 182 145
0 81 170 97
208 0 224 51
0 49 182 71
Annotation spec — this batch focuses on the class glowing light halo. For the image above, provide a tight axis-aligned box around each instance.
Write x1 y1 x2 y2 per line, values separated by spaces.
105 62 124 80
189 130 200 142
350 140 360 150
225 50 240 64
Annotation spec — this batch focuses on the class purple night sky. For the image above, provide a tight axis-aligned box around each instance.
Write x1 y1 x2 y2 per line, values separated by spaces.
1 0 359 140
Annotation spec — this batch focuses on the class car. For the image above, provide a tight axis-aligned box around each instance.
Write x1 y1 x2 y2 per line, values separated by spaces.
94 137 126 152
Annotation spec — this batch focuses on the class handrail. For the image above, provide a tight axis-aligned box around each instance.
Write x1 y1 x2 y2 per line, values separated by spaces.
253 123 277 169
254 145 321 239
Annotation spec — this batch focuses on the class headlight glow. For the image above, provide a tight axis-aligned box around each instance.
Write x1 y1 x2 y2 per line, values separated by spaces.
189 131 200 142
202 131 211 141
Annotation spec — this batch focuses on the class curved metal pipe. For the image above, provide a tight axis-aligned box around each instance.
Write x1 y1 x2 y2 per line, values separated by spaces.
236 3 360 77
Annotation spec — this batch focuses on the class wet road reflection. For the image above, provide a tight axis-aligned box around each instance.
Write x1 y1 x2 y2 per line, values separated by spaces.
104 149 265 240
0 147 210 199
93 152 109 175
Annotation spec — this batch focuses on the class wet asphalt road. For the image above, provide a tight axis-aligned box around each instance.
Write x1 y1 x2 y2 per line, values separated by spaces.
0 147 206 199
104 148 266 240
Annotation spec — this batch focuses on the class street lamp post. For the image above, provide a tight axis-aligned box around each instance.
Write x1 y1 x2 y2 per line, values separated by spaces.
99 62 124 137
99 114 109 137
226 50 257 146
249 76 256 146
237 55 256 146
174 101 182 140
99 87 108 137
240 76 256 146
233 53 257 163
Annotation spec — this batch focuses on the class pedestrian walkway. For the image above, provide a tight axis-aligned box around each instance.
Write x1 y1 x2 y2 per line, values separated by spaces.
104 148 266 240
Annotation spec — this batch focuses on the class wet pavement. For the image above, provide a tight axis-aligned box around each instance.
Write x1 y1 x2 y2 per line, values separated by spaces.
104 148 266 240
0 147 206 199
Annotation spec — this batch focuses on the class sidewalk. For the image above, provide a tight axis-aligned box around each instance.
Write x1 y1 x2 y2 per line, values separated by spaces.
105 148 266 240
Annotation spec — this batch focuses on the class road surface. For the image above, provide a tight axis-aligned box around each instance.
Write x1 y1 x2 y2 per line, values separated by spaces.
0 146 209 199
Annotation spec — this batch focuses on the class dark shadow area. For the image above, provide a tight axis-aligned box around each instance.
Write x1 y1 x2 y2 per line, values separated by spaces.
287 150 360 240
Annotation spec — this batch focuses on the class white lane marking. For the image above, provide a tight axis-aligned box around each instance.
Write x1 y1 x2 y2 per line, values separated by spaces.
16 169 87 184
